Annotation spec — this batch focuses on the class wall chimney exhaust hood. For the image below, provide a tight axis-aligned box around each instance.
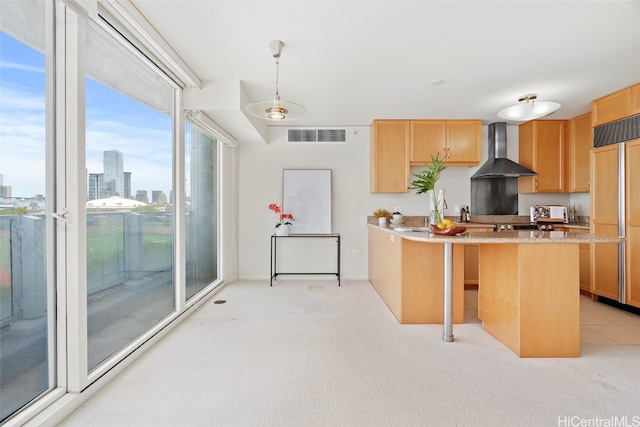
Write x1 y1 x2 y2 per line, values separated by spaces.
471 122 536 178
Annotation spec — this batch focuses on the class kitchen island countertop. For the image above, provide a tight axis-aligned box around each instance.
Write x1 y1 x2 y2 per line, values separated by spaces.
368 223 622 244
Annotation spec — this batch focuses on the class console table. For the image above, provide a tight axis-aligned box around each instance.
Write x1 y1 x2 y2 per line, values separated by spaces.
270 233 341 286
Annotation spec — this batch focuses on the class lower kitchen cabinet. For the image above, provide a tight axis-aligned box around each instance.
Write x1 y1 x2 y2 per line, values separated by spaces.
464 244 479 286
579 243 591 294
463 226 495 287
558 227 591 293
368 225 464 323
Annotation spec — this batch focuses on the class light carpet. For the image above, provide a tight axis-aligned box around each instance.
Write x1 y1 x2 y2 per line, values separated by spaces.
59 280 640 427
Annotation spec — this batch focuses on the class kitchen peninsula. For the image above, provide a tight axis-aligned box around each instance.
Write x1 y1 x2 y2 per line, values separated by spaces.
368 222 622 358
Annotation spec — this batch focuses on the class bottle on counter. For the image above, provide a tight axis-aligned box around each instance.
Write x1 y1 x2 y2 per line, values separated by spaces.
460 206 466 222
465 205 471 222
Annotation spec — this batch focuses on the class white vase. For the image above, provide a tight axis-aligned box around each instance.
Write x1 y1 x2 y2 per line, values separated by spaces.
378 217 387 226
275 224 291 236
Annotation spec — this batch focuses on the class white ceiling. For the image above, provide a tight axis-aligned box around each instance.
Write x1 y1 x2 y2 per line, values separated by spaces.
131 0 640 143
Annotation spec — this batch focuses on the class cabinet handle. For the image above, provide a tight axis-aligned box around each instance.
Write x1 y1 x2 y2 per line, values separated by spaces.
534 178 538 190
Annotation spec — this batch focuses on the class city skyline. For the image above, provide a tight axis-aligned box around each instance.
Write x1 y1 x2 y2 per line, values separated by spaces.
0 31 173 200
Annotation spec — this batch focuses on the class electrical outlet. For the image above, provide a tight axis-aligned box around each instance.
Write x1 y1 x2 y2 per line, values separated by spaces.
394 206 403 213
352 249 361 254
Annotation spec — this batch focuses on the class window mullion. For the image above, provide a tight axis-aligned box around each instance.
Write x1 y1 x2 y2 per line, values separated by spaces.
61 3 89 393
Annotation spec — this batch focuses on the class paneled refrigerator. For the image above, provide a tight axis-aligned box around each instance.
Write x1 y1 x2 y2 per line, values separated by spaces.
591 116 640 308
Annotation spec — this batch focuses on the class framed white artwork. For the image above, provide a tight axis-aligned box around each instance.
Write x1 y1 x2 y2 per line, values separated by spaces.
282 169 332 234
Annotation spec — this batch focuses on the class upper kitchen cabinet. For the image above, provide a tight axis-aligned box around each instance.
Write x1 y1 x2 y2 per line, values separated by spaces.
410 120 481 166
566 113 592 192
592 83 640 126
631 84 640 117
518 120 565 193
370 120 410 193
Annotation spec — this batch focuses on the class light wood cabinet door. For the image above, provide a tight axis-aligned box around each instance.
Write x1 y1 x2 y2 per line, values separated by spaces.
445 120 482 164
567 113 592 192
410 120 446 164
626 140 640 307
590 145 620 300
463 226 495 286
370 120 410 193
464 244 479 286
631 83 640 117
579 243 591 293
592 88 630 127
553 227 591 293
410 120 481 166
518 120 565 193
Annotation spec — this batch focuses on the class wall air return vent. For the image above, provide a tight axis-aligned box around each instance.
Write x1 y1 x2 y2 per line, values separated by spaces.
287 128 347 143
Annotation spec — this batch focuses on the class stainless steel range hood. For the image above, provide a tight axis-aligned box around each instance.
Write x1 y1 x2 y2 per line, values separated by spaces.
471 122 536 178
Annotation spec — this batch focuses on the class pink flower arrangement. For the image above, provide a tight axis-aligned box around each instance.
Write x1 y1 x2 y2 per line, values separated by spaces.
268 203 295 227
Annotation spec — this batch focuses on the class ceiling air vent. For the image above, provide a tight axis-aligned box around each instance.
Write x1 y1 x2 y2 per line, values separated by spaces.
287 128 347 143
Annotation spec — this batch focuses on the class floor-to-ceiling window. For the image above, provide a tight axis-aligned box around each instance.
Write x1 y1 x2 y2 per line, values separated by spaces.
0 0 54 422
185 117 219 300
84 19 177 371
0 1 227 423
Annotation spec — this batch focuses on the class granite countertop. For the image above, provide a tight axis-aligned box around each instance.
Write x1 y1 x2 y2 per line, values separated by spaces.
367 223 622 244
368 215 591 230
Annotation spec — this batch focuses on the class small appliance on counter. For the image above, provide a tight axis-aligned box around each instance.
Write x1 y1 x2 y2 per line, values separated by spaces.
530 205 567 223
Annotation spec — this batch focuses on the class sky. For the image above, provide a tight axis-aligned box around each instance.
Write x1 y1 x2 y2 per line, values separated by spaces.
0 31 173 199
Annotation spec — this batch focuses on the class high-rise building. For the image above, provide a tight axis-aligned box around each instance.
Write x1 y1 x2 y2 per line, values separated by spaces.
103 150 124 197
152 190 167 205
87 173 104 200
0 174 12 198
135 190 148 204
124 172 132 199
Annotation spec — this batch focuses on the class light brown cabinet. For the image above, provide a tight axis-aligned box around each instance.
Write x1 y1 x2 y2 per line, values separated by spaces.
518 120 565 193
463 226 496 286
557 227 591 293
631 84 640 117
626 139 640 308
590 145 620 300
368 225 465 323
410 120 481 166
566 113 592 193
592 83 640 127
370 120 410 193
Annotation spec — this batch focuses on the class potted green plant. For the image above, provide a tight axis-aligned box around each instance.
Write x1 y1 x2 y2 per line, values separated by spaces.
410 153 447 225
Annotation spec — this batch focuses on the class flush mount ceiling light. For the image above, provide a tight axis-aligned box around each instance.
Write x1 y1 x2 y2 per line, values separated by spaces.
497 94 561 122
245 40 306 121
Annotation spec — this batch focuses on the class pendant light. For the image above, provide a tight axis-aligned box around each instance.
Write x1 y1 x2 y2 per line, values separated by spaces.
245 40 306 121
497 94 560 122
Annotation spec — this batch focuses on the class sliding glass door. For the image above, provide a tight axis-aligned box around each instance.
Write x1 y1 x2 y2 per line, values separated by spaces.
0 0 54 422
84 19 177 371
0 1 227 422
185 121 219 300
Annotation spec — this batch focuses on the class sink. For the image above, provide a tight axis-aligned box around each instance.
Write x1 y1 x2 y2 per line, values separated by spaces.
394 227 430 233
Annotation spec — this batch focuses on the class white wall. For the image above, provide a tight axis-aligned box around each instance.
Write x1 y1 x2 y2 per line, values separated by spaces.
237 124 584 280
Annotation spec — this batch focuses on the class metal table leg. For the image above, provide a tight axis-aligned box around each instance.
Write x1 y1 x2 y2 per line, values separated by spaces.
443 242 454 342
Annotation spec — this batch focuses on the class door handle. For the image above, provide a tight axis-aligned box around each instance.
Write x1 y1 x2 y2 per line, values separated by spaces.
52 209 69 223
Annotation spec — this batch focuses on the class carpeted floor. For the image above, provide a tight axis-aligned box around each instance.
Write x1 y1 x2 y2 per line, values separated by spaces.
59 280 640 427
